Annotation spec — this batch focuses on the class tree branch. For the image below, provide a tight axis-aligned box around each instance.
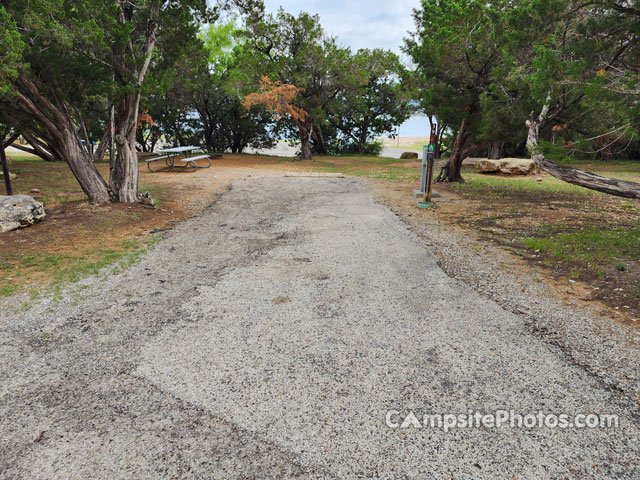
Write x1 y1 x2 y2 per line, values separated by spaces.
534 154 640 199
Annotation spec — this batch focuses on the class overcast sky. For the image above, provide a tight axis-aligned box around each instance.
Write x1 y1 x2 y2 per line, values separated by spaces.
262 0 420 54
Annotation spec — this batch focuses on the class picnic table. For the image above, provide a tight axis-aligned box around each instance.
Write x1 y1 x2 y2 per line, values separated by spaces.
146 146 212 172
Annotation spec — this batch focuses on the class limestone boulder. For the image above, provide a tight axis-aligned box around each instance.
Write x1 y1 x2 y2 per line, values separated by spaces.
0 195 46 233
474 158 537 175
474 159 502 173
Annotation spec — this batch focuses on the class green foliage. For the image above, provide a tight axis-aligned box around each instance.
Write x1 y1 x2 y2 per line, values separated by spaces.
195 20 275 152
327 140 383 156
405 0 499 135
0 6 25 97
405 0 640 164
328 49 411 154
201 18 240 74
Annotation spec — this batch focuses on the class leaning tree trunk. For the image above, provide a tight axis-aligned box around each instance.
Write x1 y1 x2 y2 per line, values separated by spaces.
533 154 640 199
62 130 112 204
436 118 469 182
110 93 141 203
9 79 112 203
15 132 59 162
524 93 640 198
92 125 111 163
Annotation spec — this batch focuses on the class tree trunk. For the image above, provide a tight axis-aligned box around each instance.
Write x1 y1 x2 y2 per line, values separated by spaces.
436 118 469 182
52 118 111 203
357 129 368 155
1 147 12 196
19 132 59 162
487 142 504 159
299 123 313 161
526 117 542 155
429 115 446 159
108 0 159 202
526 98 551 155
312 124 327 155
64 133 112 204
534 154 640 199
9 80 111 203
109 104 115 165
110 94 140 203
92 126 111 163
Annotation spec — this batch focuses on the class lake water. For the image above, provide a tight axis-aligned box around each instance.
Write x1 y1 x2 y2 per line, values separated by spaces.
395 115 431 138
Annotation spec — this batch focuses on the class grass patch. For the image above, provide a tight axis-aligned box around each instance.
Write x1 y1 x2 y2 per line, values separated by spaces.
6 156 88 207
452 172 594 198
524 227 640 266
309 155 419 182
0 236 162 297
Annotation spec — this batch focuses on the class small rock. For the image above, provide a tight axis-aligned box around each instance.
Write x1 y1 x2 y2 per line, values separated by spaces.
33 430 45 442
0 195 46 233
0 171 17 181
537 177 543 182
30 188 41 194
400 152 419 160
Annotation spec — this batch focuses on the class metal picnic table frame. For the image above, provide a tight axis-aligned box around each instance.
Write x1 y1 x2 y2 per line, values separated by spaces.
146 146 212 172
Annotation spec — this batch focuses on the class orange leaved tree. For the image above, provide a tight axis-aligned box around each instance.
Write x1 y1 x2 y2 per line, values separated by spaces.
243 77 312 160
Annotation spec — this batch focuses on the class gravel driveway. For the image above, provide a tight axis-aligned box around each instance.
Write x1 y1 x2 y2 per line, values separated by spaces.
1 176 638 479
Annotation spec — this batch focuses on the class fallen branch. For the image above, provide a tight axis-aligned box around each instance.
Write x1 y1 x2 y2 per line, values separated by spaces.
533 154 640 199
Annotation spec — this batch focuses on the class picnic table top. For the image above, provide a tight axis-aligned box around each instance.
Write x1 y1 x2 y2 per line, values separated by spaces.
158 146 200 153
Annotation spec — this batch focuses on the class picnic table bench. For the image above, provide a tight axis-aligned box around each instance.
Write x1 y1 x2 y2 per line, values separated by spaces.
146 147 216 172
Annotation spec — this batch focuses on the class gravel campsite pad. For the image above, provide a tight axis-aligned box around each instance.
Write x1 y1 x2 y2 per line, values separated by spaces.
1 176 639 479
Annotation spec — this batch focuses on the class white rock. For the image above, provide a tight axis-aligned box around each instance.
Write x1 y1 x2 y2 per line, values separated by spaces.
0 195 46 233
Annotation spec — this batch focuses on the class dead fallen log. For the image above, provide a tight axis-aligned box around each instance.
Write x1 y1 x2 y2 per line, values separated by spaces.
534 154 640 199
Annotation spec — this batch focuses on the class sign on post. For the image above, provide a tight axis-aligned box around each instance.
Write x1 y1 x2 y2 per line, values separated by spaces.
417 134 437 208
